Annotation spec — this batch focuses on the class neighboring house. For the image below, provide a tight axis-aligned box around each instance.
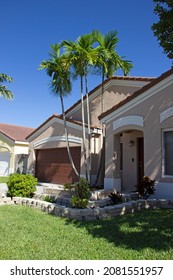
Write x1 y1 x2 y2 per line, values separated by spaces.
0 123 34 176
99 68 173 198
26 75 154 185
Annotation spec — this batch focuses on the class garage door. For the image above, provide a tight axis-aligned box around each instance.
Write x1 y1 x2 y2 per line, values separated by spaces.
0 151 10 176
35 147 81 184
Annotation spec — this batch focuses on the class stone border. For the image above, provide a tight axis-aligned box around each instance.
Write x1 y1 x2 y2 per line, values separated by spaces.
5 197 173 221
0 195 14 206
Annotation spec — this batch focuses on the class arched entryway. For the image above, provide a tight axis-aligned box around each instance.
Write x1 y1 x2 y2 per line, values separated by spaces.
115 129 144 192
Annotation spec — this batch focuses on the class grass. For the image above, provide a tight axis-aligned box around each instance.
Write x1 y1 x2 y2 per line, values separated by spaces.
0 205 173 260
0 176 8 184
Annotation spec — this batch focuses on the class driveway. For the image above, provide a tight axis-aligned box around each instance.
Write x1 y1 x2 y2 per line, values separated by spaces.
0 183 7 195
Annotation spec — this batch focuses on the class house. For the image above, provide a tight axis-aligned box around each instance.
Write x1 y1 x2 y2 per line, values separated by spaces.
26 74 154 185
0 123 34 176
99 68 173 199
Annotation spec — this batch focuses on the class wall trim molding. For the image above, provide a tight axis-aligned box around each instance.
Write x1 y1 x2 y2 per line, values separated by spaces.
160 107 173 123
113 115 144 131
33 136 82 148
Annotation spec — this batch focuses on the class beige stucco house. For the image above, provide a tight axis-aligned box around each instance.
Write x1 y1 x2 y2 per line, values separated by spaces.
26 74 154 186
2 68 172 199
0 123 34 176
99 68 173 198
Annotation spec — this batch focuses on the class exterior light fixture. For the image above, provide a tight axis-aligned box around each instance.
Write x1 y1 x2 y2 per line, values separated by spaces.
129 140 135 147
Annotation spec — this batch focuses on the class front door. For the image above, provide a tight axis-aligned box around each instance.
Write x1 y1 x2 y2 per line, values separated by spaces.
137 137 144 183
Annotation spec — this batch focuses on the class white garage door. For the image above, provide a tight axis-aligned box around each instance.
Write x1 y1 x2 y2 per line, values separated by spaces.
0 151 10 176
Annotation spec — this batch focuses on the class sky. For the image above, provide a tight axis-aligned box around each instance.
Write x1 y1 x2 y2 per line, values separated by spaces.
0 0 172 129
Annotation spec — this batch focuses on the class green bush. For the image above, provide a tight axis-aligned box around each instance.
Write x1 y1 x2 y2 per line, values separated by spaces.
42 195 56 203
7 173 37 198
71 196 89 209
136 176 155 199
66 178 91 208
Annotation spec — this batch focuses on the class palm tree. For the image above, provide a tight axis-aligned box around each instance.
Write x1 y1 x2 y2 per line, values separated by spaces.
92 30 133 185
92 30 133 111
63 34 98 182
39 43 79 177
0 73 14 99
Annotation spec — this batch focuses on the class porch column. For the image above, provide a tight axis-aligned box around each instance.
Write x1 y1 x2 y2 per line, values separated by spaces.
104 132 121 191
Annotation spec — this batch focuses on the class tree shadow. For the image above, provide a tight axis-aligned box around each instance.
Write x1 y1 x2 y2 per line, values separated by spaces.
65 209 173 252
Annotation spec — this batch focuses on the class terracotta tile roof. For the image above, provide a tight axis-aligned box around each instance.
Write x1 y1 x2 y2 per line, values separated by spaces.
98 68 173 120
26 114 100 140
0 123 35 142
65 75 156 115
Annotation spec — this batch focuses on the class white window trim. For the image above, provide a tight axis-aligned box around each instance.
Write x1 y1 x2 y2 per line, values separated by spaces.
162 128 173 178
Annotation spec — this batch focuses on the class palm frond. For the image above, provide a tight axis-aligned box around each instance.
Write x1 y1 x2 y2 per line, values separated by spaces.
0 87 14 99
0 73 13 83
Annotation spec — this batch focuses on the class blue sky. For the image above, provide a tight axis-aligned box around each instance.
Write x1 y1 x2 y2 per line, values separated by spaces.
0 0 172 128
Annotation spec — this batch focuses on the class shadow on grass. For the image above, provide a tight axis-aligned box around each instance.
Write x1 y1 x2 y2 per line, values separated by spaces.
65 209 173 252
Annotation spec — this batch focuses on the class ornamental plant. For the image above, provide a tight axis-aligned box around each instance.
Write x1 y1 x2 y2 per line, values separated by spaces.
65 178 91 208
7 173 37 198
136 176 155 199
108 190 123 205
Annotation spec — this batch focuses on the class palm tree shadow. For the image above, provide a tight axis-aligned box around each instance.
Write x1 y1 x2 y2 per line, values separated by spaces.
65 209 173 252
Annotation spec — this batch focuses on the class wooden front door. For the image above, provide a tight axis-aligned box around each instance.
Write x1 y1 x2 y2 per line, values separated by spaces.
137 137 144 183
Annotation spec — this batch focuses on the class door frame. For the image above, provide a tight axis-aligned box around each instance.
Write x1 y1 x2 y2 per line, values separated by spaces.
137 137 144 184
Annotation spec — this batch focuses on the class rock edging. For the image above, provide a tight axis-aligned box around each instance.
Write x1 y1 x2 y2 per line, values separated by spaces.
9 197 173 221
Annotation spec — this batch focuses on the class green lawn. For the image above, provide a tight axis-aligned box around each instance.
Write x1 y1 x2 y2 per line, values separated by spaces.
0 205 173 260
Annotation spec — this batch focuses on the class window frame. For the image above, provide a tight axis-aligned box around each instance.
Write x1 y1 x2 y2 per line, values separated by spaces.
162 128 173 178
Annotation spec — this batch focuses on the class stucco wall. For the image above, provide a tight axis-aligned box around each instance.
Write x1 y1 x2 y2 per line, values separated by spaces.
67 83 146 128
0 135 30 175
103 79 173 195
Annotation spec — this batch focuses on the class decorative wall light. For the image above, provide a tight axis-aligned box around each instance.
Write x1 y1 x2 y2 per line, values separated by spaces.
129 140 135 147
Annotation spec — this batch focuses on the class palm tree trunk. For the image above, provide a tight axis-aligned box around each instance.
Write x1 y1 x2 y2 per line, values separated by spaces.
94 70 105 186
80 75 88 181
60 92 79 177
85 73 91 184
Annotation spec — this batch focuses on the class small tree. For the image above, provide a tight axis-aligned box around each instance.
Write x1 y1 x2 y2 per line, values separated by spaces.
40 44 79 177
151 0 173 60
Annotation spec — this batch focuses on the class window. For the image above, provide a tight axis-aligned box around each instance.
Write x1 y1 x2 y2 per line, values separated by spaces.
163 130 173 176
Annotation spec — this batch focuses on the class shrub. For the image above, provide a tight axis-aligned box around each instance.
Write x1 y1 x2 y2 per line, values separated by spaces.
136 176 155 199
71 196 89 209
42 195 56 203
66 178 91 208
64 182 74 196
109 190 123 205
7 173 37 198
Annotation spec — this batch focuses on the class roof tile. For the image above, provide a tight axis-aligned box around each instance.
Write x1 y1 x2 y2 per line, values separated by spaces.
0 123 34 142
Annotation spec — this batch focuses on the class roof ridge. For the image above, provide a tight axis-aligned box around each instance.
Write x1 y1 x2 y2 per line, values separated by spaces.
26 114 101 140
0 123 34 142
65 75 155 115
0 122 34 130
98 68 173 120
